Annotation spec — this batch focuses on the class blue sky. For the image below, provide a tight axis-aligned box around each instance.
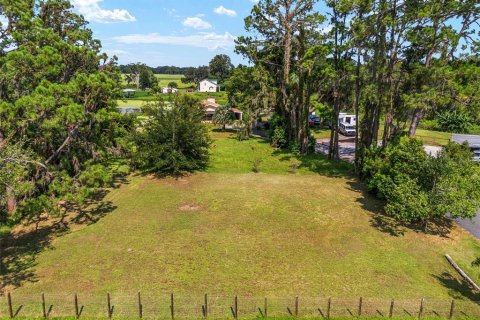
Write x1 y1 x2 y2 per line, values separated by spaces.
71 0 261 67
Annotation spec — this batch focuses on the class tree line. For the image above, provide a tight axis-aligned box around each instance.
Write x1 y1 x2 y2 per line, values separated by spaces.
230 0 480 229
234 0 480 159
120 54 235 89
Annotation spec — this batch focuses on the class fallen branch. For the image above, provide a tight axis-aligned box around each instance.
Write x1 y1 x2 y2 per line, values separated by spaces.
445 254 480 292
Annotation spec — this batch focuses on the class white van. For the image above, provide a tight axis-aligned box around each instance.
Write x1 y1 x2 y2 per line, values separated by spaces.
339 122 356 136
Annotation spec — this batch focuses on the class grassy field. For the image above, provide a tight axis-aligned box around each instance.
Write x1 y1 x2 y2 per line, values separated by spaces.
154 74 193 90
415 129 452 146
117 91 228 110
2 131 480 308
122 74 194 89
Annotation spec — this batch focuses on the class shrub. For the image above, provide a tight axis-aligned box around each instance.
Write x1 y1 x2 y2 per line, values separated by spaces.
133 95 211 175
271 127 287 148
269 114 288 148
419 119 440 131
436 110 473 133
362 137 480 231
252 158 262 173
213 104 234 131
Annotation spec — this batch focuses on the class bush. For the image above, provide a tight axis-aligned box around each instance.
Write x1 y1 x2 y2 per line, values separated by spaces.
133 95 211 175
436 110 473 133
469 124 480 135
362 137 480 231
252 158 262 173
269 114 288 148
418 119 440 131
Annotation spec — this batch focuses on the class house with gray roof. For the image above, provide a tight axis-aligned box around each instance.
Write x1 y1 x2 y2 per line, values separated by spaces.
452 134 480 161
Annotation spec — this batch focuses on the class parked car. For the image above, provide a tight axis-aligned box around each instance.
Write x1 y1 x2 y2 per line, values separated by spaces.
309 115 320 125
339 122 356 136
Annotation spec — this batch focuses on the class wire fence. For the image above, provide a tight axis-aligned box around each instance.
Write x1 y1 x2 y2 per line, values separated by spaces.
1 294 480 319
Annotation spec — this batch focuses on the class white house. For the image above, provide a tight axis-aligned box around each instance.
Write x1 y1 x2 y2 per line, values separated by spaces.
198 79 220 93
162 87 178 94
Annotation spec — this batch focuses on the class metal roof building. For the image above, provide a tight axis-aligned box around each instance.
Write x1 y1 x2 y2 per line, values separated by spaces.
452 134 480 161
451 134 480 148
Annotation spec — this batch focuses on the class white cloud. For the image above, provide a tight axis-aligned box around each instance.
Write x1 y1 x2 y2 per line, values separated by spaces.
182 16 212 30
214 6 237 17
109 49 129 56
114 32 236 51
71 0 135 23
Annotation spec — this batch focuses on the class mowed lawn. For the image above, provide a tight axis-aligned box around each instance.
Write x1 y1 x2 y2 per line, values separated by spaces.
3 132 480 305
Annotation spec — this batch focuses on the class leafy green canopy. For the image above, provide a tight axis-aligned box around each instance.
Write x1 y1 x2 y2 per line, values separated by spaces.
236 0 325 153
209 54 234 83
363 137 480 230
0 0 133 224
132 95 211 175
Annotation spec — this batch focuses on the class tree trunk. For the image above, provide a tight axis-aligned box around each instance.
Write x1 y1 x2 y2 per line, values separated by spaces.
354 45 362 171
408 108 425 137
6 186 16 214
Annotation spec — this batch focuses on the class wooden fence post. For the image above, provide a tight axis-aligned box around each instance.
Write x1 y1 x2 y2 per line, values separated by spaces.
358 297 363 317
418 298 424 319
42 293 47 319
234 296 238 319
204 293 208 318
170 293 174 320
138 292 143 319
107 292 112 319
389 299 394 318
295 297 298 317
264 298 267 319
449 300 455 320
326 298 331 320
74 294 79 319
7 292 13 319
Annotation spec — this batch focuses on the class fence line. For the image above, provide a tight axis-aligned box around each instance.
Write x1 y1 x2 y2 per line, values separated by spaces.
1 293 480 319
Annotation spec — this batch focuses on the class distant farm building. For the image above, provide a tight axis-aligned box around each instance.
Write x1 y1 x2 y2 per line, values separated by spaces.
121 89 136 98
199 79 220 93
201 98 243 122
202 97 220 121
162 87 178 94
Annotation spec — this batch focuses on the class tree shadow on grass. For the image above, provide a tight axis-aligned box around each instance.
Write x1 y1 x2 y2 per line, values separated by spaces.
346 180 454 238
432 272 480 301
271 147 354 177
0 189 118 294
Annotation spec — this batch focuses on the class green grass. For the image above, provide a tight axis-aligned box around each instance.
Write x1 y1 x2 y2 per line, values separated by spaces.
2 132 480 319
415 129 452 146
116 99 147 108
154 74 195 90
191 91 228 105
208 130 351 176
311 127 332 140
122 74 195 90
